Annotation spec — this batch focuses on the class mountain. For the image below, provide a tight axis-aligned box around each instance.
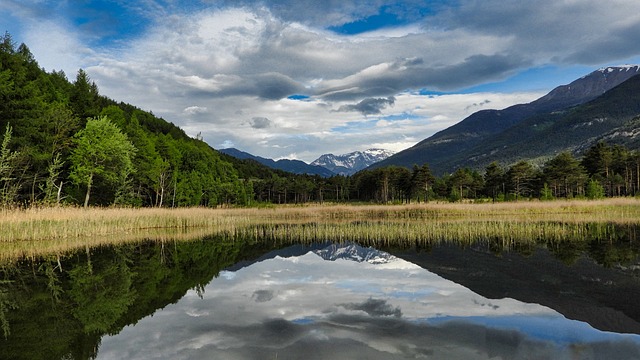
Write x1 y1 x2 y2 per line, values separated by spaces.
219 148 335 177
452 74 640 170
311 148 395 175
374 65 640 175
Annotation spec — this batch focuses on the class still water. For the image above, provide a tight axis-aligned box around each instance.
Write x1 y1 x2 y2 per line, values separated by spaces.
2 236 640 359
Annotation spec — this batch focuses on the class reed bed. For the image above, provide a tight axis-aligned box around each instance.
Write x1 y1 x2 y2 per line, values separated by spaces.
0 227 221 263
1 198 639 262
231 219 631 249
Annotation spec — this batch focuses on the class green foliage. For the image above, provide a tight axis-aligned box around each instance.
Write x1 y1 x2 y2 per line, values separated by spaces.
506 160 537 200
543 152 586 198
69 116 137 206
483 162 505 201
586 179 605 199
40 153 64 205
0 124 21 207
540 183 554 201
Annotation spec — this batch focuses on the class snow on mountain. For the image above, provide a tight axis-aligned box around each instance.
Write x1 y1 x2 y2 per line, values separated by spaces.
598 64 640 73
314 243 396 265
311 148 395 176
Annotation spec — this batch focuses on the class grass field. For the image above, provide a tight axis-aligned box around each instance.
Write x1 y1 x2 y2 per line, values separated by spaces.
1 198 639 262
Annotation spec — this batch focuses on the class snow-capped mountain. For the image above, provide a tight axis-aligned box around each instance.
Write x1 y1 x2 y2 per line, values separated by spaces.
311 149 395 175
314 243 396 264
219 148 335 177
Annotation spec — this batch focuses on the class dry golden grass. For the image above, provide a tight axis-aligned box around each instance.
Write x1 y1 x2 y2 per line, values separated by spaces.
1 198 639 262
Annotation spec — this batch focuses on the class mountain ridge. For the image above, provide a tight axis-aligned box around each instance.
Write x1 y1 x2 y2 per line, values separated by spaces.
373 65 640 174
219 148 336 177
312 148 395 175
446 73 640 170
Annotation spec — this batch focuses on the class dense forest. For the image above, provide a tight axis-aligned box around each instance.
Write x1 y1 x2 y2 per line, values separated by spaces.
1 32 640 208
0 32 252 207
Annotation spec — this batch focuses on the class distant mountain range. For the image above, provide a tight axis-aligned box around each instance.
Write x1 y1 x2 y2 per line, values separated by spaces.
218 148 336 177
373 65 640 175
312 149 395 175
219 148 394 177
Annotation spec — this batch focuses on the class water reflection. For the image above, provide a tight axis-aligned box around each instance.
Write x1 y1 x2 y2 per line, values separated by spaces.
2 237 640 359
95 243 640 360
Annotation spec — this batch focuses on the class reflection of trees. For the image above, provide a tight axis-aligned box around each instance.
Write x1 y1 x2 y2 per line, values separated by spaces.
68 247 135 334
547 240 587 266
0 236 284 360
0 280 17 339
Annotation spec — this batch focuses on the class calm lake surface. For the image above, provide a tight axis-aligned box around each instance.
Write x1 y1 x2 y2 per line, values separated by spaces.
2 235 640 359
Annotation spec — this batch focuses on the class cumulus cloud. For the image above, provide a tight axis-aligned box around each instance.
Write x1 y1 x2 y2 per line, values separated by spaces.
248 117 272 129
183 106 208 115
252 290 275 302
10 1 640 161
337 97 396 115
340 298 402 317
465 99 491 111
441 0 640 65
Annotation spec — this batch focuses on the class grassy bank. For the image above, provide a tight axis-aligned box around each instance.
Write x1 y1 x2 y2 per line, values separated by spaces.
1 198 639 261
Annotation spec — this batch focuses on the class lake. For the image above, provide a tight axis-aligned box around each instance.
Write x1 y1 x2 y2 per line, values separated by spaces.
2 234 640 359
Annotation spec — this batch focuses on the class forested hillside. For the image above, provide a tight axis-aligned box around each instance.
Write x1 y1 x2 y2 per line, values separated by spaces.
0 32 251 207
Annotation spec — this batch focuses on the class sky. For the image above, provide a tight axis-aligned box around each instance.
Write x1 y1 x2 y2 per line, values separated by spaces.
3 0 640 162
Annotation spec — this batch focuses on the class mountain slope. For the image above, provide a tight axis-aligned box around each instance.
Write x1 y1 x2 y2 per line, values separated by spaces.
219 148 335 177
374 66 640 174
448 73 640 170
311 149 395 175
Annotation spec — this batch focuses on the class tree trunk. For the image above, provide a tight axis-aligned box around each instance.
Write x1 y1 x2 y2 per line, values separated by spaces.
83 173 93 207
56 180 63 204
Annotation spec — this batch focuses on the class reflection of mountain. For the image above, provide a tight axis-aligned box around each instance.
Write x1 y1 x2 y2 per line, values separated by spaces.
224 243 332 272
315 243 395 264
392 243 640 335
225 243 395 273
97 240 640 359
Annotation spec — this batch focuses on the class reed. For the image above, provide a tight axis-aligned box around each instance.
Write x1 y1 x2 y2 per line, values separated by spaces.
1 199 639 262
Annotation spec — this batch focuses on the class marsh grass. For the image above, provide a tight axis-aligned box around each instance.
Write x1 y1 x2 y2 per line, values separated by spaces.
1 199 639 261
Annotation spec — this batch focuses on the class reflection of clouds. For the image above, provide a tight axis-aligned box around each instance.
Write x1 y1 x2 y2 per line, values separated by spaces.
97 245 640 360
339 298 402 318
252 290 274 303
473 299 500 310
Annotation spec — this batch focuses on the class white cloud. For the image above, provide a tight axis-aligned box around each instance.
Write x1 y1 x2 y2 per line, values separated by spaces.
10 1 640 163
22 20 90 76
183 106 209 115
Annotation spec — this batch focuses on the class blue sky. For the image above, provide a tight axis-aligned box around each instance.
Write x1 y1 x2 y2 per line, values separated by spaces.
3 0 640 161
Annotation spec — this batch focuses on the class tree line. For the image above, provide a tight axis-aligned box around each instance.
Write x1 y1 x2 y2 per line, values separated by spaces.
346 141 640 203
222 140 640 205
1 32 639 208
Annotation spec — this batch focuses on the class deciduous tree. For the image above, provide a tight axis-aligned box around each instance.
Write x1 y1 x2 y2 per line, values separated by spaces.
69 116 136 207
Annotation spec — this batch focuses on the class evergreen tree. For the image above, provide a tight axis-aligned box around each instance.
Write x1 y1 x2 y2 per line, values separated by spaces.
483 162 505 201
70 69 99 121
542 152 586 198
506 161 536 200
